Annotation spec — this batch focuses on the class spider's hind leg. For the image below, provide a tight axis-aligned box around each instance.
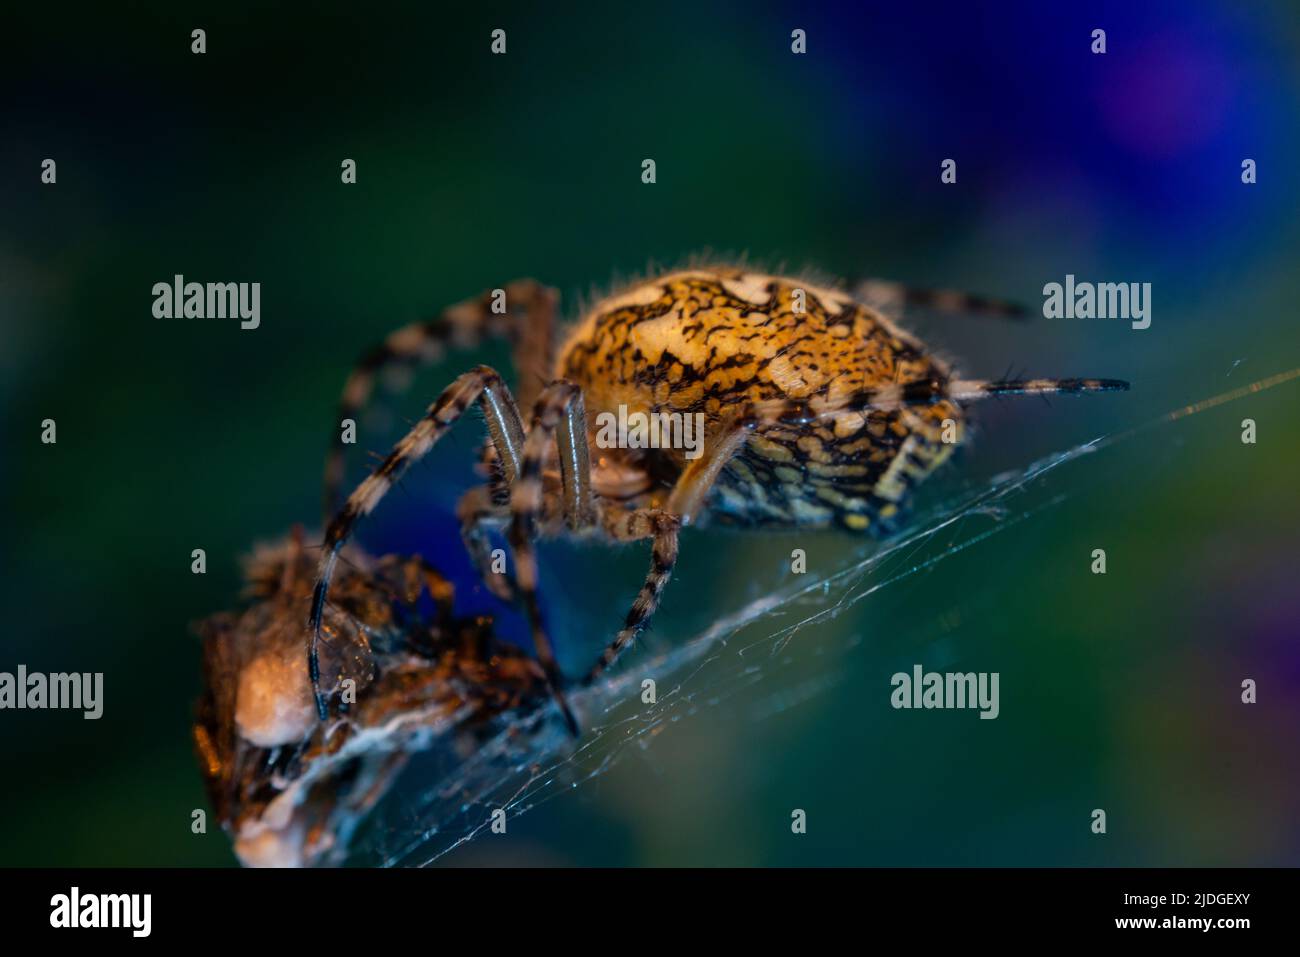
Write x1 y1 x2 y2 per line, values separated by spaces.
945 376 1130 402
852 278 1027 321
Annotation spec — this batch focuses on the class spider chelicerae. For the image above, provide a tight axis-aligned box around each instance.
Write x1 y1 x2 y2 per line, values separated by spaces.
311 265 1128 733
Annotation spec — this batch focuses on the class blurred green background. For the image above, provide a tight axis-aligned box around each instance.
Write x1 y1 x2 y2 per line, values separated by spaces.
1 1 1297 865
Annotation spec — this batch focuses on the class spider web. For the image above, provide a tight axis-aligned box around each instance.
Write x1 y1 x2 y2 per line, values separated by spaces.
347 369 1299 867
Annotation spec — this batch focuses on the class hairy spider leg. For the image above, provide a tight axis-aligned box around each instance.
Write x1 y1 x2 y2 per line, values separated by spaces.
580 424 756 686
323 279 559 519
852 278 1028 320
455 485 517 602
309 366 526 721
749 375 1130 421
944 377 1130 400
313 366 606 736
584 506 682 685
505 382 600 734
484 379 696 724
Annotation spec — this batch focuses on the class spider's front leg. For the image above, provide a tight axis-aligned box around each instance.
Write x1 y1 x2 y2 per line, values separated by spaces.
507 407 762 706
455 485 517 602
309 364 526 720
506 381 599 735
322 280 559 519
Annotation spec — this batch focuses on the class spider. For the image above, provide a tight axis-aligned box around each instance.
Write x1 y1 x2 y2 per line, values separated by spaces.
194 528 547 867
311 265 1128 734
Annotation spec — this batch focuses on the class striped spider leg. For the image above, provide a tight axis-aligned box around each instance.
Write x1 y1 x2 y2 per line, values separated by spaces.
851 277 1029 321
322 280 558 601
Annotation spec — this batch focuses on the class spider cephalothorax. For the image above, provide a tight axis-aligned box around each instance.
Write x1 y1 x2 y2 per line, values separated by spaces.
312 265 1127 732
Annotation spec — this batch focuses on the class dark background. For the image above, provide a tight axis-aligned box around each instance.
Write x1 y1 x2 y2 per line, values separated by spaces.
1 1 1297 865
